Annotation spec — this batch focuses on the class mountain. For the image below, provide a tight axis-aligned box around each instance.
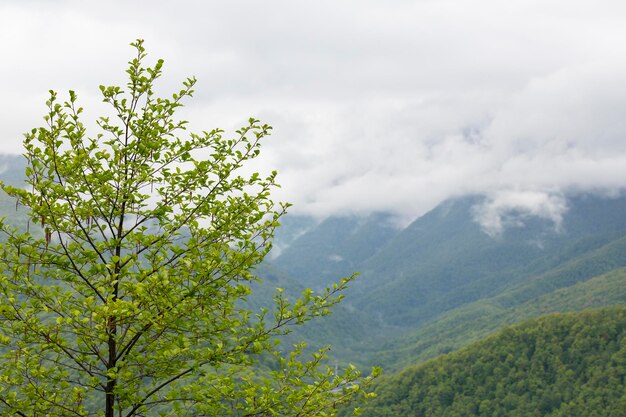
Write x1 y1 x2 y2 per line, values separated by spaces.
0 154 29 229
268 214 317 260
350 194 626 328
260 193 626 371
0 154 26 187
243 262 371 365
347 306 626 417
370 264 626 371
271 212 399 289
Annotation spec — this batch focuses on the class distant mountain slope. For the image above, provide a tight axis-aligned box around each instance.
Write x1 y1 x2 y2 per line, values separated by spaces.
371 260 626 371
350 194 626 327
268 214 317 259
271 212 399 289
249 263 374 367
0 153 26 186
263 193 626 369
0 154 29 229
351 307 626 417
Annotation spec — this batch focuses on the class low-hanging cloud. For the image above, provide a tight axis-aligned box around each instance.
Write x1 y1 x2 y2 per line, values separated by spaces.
471 191 568 238
260 59 626 227
2 0 626 231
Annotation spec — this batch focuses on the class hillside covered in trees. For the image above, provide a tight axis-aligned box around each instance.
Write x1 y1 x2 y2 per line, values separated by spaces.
268 193 626 372
349 307 626 417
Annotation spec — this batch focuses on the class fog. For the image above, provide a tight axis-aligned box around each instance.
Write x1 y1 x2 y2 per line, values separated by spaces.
2 0 626 229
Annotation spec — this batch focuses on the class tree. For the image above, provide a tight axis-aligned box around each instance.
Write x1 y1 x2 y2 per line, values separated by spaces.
0 40 378 417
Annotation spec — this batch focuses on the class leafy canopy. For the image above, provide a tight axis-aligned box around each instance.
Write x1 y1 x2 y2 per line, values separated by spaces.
0 39 377 417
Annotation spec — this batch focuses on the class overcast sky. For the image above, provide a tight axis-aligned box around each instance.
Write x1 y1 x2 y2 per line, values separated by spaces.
2 0 626 229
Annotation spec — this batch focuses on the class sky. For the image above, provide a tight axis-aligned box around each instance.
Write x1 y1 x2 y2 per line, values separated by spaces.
2 0 626 230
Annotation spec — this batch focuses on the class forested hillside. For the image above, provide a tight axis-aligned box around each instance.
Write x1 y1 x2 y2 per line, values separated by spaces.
269 193 626 372
369 249 626 370
349 194 626 327
350 307 626 417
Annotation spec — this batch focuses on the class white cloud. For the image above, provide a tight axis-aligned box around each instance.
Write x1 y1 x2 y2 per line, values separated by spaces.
472 191 568 237
2 0 626 227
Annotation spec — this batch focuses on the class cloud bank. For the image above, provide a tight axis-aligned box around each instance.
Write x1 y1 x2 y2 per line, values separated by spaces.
2 0 626 229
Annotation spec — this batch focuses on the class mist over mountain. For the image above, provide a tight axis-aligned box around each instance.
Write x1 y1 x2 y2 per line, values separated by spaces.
272 192 626 315
263 190 626 374
352 193 626 324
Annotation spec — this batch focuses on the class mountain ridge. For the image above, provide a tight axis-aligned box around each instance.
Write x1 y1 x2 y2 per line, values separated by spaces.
264 191 626 371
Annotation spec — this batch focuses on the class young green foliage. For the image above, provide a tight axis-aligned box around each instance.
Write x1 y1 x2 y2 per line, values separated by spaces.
0 40 379 417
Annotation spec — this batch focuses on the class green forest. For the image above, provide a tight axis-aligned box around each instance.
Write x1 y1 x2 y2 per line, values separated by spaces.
349 307 626 417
